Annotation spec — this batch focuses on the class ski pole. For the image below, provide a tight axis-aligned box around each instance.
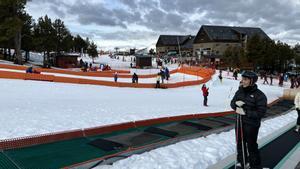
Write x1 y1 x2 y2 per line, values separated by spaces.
235 114 239 169
239 114 246 169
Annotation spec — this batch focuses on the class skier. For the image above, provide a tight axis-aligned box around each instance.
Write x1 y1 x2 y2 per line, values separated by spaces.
132 73 138 83
278 73 284 87
219 73 223 83
134 73 138 83
263 73 269 85
231 71 267 169
160 69 165 84
294 91 300 133
201 84 209 106
290 75 296 89
165 67 170 80
114 72 118 82
269 73 273 85
233 69 238 80
155 73 161 88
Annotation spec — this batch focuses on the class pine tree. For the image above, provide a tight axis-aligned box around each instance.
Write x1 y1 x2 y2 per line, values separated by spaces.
21 13 34 62
0 0 28 64
246 34 263 70
74 35 87 53
33 15 56 67
53 19 71 53
87 41 98 63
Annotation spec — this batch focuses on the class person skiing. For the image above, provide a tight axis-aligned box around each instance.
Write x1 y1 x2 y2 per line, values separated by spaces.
294 91 300 133
263 73 269 85
132 73 138 83
230 71 267 169
233 69 238 80
219 73 223 83
165 67 170 80
278 73 284 87
155 73 161 88
114 72 118 82
160 69 165 84
201 84 209 106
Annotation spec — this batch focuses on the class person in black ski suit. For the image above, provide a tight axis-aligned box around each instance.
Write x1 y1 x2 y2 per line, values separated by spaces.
231 71 267 169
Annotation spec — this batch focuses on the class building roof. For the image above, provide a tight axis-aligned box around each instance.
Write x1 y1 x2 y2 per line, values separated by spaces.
196 25 270 42
134 54 153 58
156 35 195 48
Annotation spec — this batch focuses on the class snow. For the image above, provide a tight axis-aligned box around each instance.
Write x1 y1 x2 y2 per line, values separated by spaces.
29 52 44 65
0 51 296 168
0 75 284 140
0 60 294 169
95 111 297 169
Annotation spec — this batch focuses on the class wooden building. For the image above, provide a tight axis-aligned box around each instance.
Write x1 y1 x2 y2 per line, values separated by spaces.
135 54 152 68
156 35 195 57
53 54 80 68
193 25 270 63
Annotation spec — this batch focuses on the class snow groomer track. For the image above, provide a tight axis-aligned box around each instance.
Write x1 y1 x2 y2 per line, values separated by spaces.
0 99 295 169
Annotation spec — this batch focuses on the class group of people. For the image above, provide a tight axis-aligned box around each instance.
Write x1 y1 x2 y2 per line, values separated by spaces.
113 72 139 83
201 70 299 169
155 57 177 68
260 71 300 89
290 74 300 89
155 67 170 88
79 59 112 72
25 66 40 74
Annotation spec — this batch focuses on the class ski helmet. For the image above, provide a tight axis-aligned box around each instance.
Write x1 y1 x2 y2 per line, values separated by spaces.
242 71 258 85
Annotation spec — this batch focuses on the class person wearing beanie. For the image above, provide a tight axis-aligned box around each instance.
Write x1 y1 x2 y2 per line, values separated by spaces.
231 71 267 169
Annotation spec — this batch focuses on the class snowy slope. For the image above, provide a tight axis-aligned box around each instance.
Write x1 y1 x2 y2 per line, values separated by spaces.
0 76 283 140
95 111 297 169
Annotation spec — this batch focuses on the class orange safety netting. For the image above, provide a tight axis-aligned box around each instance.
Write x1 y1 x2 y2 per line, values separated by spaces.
0 64 215 88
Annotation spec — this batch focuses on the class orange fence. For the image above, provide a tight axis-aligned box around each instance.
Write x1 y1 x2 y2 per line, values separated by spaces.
0 70 212 88
0 63 130 76
0 63 180 78
0 64 215 88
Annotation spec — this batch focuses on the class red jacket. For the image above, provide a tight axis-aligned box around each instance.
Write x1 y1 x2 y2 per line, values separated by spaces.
202 86 209 96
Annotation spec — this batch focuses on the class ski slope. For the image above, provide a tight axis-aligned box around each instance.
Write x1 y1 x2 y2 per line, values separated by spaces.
95 111 297 169
0 75 283 140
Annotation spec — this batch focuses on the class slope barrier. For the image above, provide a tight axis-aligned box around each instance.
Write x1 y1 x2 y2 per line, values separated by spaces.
0 65 215 88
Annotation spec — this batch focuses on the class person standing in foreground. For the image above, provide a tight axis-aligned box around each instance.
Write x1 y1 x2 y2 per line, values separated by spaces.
294 91 300 133
231 71 267 169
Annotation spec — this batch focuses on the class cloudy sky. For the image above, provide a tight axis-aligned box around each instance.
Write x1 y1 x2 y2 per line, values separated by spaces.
26 0 300 50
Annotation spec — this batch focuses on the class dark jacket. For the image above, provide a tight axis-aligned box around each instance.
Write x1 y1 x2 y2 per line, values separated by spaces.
231 84 267 127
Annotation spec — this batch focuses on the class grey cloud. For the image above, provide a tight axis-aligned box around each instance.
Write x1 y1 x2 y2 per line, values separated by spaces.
119 0 138 9
50 5 66 18
66 1 128 28
27 0 300 44
96 30 157 41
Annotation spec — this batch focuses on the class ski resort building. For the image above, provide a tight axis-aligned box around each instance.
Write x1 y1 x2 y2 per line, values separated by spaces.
156 35 195 57
193 25 270 63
